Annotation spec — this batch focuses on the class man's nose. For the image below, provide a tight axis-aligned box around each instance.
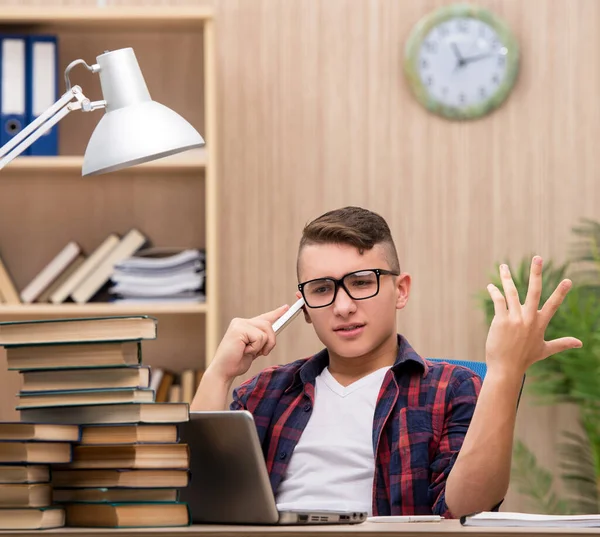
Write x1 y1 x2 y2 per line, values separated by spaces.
333 285 356 316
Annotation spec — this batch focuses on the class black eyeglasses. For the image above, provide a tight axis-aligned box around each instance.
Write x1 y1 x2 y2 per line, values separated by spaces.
298 269 400 309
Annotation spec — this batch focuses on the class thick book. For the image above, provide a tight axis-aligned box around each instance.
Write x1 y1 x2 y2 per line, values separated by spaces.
0 506 65 530
7 341 141 370
0 483 52 508
0 423 80 442
16 388 155 409
71 229 147 304
53 488 178 504
58 443 189 470
36 255 85 303
0 441 71 464
21 366 150 392
0 465 49 485
461 511 600 528
80 424 178 445
50 233 120 304
51 469 190 489
20 402 189 425
64 501 190 528
20 241 81 304
0 315 157 346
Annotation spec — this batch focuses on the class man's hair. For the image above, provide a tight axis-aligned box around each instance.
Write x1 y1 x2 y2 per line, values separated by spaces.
297 206 400 275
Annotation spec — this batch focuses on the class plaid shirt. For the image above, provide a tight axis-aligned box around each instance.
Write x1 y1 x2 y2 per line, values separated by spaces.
231 334 482 518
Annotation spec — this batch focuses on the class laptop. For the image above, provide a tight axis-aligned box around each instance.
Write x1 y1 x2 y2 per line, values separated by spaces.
178 410 367 525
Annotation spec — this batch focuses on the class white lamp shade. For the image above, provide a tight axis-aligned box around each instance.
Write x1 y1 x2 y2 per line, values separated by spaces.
82 100 204 176
82 47 204 176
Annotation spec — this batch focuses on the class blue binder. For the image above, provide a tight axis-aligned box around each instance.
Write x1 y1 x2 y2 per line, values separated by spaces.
0 35 28 152
26 35 58 156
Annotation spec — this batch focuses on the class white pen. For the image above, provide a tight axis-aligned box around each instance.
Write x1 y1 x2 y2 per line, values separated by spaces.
367 515 443 523
272 297 305 334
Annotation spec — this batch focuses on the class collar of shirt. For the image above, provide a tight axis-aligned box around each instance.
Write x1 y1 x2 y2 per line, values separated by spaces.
284 334 429 395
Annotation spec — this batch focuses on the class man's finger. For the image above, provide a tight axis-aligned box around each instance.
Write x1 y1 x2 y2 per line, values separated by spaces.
540 279 572 324
544 337 583 359
242 328 267 356
487 284 507 318
247 319 277 356
524 256 543 317
255 304 290 324
499 264 522 317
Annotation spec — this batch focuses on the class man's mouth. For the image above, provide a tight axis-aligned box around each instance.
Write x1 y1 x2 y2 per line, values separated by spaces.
334 323 365 332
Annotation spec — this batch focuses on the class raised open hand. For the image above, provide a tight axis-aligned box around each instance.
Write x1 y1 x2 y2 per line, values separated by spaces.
485 256 583 379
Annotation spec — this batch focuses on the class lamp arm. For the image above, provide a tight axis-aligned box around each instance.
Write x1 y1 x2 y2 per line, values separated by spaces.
0 85 106 171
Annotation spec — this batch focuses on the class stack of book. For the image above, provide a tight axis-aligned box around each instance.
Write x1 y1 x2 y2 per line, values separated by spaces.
0 315 192 529
109 248 205 304
0 423 78 530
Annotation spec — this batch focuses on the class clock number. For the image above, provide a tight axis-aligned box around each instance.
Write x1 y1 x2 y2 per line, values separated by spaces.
438 24 449 37
457 19 469 33
479 23 487 37
497 55 506 67
426 76 434 87
424 40 438 54
479 87 487 99
459 93 466 104
421 58 429 69
492 74 500 84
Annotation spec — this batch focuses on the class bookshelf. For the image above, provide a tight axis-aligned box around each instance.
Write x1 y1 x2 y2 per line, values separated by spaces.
0 6 218 419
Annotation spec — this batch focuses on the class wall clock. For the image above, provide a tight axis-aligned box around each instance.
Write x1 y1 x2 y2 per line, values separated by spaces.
404 4 519 120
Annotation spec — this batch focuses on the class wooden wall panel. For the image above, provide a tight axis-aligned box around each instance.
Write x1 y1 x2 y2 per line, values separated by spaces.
211 0 600 513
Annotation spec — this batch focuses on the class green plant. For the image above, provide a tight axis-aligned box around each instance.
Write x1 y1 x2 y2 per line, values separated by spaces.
479 220 600 514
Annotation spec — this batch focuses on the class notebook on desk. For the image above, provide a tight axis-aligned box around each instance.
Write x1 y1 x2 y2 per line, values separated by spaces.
461 512 600 528
178 411 367 525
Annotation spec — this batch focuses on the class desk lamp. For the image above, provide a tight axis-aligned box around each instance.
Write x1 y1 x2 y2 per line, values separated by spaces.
0 47 204 175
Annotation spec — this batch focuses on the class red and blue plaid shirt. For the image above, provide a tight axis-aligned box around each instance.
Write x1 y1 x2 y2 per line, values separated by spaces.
231 334 482 518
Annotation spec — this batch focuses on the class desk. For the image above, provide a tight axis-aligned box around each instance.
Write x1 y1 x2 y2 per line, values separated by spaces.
1 521 600 537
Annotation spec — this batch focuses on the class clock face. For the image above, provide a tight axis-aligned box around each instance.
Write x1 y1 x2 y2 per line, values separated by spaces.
404 5 519 119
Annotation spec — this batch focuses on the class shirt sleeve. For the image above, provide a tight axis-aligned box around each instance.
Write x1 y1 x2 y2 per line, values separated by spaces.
229 374 261 411
428 369 498 518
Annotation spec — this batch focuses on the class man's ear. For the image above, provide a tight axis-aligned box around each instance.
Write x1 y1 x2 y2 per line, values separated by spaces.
396 273 411 310
296 290 312 324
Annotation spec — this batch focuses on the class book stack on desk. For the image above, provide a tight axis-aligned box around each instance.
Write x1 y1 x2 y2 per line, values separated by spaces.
0 315 192 528
0 423 78 530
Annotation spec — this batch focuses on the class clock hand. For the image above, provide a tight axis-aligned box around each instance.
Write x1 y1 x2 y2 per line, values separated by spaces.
451 42 465 65
462 52 494 65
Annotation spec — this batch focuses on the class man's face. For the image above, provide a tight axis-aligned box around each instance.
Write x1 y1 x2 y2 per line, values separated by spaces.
297 242 410 359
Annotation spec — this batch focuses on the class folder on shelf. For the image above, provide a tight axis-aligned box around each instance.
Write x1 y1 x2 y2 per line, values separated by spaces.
26 35 58 156
0 35 27 151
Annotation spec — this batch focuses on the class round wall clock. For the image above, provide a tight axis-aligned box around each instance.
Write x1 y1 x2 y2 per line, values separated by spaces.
404 4 519 120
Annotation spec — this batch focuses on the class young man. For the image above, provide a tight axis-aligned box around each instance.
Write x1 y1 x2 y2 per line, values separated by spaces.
192 207 581 518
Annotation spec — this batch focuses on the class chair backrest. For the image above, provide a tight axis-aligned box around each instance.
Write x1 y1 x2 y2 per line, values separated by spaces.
427 358 487 381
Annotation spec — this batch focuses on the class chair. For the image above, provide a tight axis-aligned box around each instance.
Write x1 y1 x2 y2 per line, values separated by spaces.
427 358 488 381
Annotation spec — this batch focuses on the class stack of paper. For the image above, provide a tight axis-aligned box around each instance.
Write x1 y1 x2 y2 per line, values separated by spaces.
461 512 600 528
109 249 205 304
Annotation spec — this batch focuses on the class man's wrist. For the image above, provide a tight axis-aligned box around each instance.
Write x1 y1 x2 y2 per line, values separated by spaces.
204 364 236 391
484 361 526 387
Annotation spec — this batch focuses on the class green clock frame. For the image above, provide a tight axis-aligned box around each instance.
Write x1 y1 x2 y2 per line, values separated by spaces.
404 3 520 120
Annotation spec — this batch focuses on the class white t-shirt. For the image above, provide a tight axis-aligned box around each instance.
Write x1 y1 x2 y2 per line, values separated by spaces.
275 366 391 516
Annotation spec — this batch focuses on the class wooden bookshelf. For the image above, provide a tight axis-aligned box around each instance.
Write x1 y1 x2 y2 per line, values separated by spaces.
0 6 214 28
0 303 208 317
0 6 218 420
6 148 208 173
